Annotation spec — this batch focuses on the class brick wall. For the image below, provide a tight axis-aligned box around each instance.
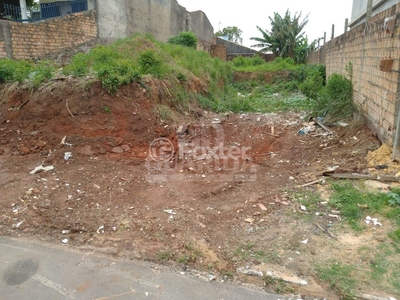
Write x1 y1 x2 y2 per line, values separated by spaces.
307 4 400 146
211 44 227 60
0 10 97 60
0 41 5 58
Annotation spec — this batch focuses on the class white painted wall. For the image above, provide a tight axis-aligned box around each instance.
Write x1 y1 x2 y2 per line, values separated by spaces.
350 0 400 27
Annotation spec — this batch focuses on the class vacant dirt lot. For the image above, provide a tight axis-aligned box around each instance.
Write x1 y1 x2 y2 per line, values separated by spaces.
1 78 393 298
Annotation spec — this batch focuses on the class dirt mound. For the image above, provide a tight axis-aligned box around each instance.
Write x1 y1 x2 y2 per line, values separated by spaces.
0 76 206 158
0 78 389 298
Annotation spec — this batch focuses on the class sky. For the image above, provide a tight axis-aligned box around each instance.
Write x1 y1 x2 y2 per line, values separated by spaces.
178 0 354 48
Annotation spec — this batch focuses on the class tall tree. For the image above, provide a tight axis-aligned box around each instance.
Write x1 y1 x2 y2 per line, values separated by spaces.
251 10 309 60
215 26 243 45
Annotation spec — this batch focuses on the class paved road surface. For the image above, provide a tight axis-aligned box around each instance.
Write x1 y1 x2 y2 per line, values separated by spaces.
0 237 284 300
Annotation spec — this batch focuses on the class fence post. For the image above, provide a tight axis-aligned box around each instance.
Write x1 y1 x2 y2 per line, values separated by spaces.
344 18 348 33
367 0 373 20
19 0 28 23
324 32 326 44
331 24 335 40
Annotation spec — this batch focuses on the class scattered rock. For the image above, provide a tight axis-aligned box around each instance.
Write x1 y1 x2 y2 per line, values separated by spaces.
266 269 308 286
111 147 124 154
257 203 268 211
237 267 263 278
30 165 54 174
121 144 131 152
364 180 390 191
176 124 188 135
163 209 177 215
360 293 397 300
19 146 30 155
79 145 95 156
115 137 124 145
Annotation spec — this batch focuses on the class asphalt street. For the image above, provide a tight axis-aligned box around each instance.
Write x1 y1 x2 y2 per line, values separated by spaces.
0 236 284 300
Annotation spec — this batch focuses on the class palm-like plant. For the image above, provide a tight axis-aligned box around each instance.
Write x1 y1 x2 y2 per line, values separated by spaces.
251 10 310 61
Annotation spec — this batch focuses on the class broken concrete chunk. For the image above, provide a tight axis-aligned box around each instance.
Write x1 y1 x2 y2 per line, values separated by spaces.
30 165 54 174
266 270 308 286
111 147 124 154
237 267 263 278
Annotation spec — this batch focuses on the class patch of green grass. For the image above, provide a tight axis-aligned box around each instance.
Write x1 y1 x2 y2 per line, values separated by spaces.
329 182 393 231
389 228 400 243
232 57 298 72
156 104 176 122
292 190 323 213
177 243 203 265
233 243 255 261
155 250 173 263
366 244 400 293
221 269 235 280
316 261 356 299
263 276 295 294
0 58 56 86
101 105 111 113
233 244 282 264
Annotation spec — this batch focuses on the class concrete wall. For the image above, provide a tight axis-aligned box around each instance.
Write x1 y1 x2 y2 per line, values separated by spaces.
96 0 214 50
350 0 399 27
308 3 400 146
188 10 214 50
215 37 258 55
0 10 97 59
211 37 276 62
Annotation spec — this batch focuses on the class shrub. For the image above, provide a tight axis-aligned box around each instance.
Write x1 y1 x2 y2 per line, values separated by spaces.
232 55 265 68
138 50 163 77
0 59 33 83
64 53 90 77
167 32 197 49
298 70 324 102
323 73 354 119
97 59 140 94
290 64 326 85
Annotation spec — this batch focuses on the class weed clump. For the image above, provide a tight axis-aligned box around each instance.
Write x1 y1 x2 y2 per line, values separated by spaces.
167 31 197 49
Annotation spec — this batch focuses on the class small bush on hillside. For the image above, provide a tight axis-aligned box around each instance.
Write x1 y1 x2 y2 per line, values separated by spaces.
232 55 265 68
298 69 324 102
138 50 163 77
290 64 326 85
0 59 32 83
232 56 297 72
29 61 55 87
167 32 197 49
97 59 140 94
322 73 354 118
299 70 354 120
0 59 55 86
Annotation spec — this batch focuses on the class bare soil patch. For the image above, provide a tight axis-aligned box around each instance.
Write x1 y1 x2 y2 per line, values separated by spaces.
1 78 394 298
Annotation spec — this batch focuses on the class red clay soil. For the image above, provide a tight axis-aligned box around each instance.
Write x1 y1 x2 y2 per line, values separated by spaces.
0 78 382 297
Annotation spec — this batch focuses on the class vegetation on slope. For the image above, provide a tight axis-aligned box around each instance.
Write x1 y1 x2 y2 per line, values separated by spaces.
0 33 352 121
